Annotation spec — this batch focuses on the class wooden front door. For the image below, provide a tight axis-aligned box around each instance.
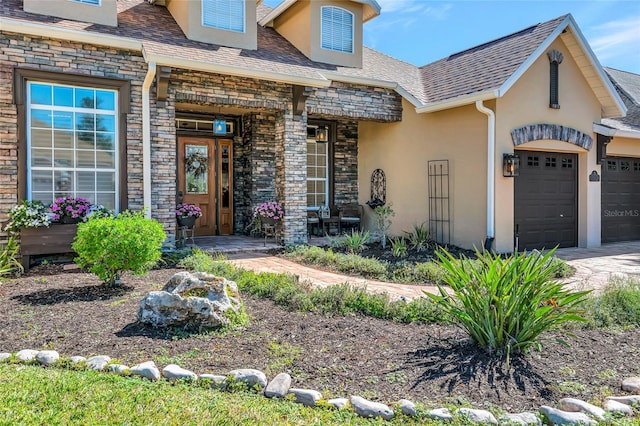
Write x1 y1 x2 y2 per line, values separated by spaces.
178 137 233 236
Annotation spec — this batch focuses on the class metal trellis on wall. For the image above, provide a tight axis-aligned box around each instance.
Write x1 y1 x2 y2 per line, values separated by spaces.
428 160 450 245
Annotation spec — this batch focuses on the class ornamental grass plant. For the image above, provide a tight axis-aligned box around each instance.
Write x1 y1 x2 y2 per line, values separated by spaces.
426 248 590 363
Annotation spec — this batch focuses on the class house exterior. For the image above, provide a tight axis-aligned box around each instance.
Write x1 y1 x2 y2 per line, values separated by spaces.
0 0 635 252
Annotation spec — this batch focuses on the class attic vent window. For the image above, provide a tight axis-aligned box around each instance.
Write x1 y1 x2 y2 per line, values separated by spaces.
70 0 100 4
321 6 354 54
202 0 245 33
547 49 563 109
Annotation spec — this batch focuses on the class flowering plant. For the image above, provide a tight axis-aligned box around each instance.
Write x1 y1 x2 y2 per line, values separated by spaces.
176 203 202 218
4 200 51 233
51 196 92 222
253 201 284 221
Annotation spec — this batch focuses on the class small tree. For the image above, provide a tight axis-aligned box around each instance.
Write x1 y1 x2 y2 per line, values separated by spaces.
373 204 394 249
73 211 165 285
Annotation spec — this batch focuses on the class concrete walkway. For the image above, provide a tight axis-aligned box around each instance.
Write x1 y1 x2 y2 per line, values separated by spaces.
227 242 640 299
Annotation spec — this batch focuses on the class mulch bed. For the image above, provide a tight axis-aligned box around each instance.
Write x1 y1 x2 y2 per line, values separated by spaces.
1 266 639 412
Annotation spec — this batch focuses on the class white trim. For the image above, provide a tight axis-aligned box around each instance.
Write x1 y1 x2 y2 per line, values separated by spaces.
0 18 141 51
142 63 156 218
594 123 640 140
415 89 498 114
142 51 332 88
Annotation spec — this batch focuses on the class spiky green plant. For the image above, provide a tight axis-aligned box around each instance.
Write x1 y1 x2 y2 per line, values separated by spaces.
390 236 407 258
425 248 590 363
340 230 370 254
404 223 431 252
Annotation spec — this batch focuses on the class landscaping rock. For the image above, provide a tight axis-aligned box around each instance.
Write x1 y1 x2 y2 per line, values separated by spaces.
428 408 453 422
16 349 38 362
350 395 394 420
622 377 640 393
162 364 197 381
86 355 111 371
458 407 498 424
227 369 267 389
605 399 634 415
108 364 130 375
264 373 291 398
607 395 640 406
398 399 417 416
503 412 542 425
558 397 606 420
199 374 227 390
327 398 349 410
288 388 322 407
138 272 242 329
539 406 597 425
130 361 161 381
0 353 11 362
70 356 86 364
35 350 59 366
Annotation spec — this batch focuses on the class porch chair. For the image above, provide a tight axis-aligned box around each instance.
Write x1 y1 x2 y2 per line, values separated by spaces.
339 203 363 233
307 211 320 237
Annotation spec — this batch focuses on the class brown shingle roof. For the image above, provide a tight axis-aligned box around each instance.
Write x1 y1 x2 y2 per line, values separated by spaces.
418 15 567 104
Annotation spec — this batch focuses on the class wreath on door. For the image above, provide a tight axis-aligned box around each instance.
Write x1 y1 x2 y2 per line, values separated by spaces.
185 152 208 178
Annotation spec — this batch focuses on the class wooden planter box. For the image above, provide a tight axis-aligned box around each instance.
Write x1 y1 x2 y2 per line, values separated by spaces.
20 224 78 270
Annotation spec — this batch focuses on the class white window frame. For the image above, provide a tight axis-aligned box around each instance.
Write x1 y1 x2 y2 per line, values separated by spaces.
306 129 329 210
69 0 101 5
202 0 246 33
320 6 354 54
26 81 119 211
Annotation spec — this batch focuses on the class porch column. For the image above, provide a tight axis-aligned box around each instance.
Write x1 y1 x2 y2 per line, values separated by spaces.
275 109 307 245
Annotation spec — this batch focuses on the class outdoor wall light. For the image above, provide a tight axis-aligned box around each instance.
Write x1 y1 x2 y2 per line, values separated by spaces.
503 153 520 177
214 119 226 134
315 125 329 143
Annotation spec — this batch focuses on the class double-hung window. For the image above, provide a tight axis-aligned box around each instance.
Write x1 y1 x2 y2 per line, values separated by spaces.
27 82 119 210
321 6 354 54
307 129 329 209
202 0 245 33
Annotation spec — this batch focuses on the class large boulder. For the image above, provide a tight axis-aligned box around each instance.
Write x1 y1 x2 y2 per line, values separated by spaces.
138 272 242 329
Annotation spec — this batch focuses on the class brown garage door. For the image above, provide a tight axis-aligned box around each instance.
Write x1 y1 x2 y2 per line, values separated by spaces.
514 151 578 250
602 157 640 243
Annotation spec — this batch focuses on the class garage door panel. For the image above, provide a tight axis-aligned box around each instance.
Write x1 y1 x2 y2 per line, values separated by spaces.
515 151 578 250
602 157 640 243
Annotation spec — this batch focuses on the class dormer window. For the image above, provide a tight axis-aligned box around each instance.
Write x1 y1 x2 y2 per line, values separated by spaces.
321 6 354 54
202 0 245 33
71 0 100 5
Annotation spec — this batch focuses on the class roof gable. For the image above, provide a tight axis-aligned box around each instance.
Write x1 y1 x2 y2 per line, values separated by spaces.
259 0 381 26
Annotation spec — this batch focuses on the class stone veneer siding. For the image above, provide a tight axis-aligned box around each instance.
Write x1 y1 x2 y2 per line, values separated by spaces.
1 32 402 245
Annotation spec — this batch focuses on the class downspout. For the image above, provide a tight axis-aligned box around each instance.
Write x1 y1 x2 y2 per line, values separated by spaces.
475 100 495 250
142 62 156 218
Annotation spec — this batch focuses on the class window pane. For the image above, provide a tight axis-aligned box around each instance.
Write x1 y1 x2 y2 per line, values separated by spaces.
32 170 53 192
31 148 52 167
76 113 95 131
321 6 353 53
54 149 74 167
53 111 73 129
31 109 53 128
96 133 115 151
31 129 52 148
77 171 95 192
77 132 95 149
76 150 95 168
75 88 94 108
202 0 245 32
54 130 74 149
96 151 116 168
96 114 115 132
97 172 115 192
30 84 52 105
53 86 73 107
54 170 74 193
96 90 115 110
96 193 116 210
32 192 53 206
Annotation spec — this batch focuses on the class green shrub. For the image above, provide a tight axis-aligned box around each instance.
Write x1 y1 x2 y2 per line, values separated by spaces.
390 236 407 257
404 223 431 252
73 211 166 285
373 204 395 249
413 261 446 283
0 235 23 279
426 248 590 362
582 278 640 328
339 230 370 254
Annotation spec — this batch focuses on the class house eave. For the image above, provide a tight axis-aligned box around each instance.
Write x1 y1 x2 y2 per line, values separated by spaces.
320 71 422 108
415 90 498 114
594 122 640 139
